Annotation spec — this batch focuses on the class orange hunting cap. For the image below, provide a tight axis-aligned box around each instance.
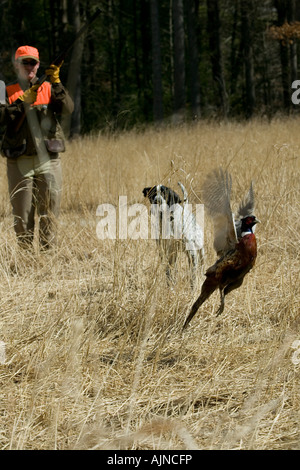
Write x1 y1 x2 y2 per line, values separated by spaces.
15 45 39 61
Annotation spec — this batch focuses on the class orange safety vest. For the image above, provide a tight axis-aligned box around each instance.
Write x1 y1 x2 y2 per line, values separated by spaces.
6 81 51 106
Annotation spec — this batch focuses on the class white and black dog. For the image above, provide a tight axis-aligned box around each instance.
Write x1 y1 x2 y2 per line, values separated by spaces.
142 183 204 287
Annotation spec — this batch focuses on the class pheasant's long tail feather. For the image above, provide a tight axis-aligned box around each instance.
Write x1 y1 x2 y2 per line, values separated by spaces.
216 289 225 316
183 277 217 329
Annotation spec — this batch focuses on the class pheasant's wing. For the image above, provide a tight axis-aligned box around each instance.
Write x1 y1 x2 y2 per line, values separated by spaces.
202 168 238 255
237 181 255 218
235 181 255 238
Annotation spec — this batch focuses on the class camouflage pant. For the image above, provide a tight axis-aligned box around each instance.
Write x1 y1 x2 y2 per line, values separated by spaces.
7 155 62 250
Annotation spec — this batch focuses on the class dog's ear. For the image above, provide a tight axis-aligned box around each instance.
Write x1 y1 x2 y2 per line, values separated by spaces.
143 187 152 197
143 187 157 202
173 192 182 204
165 188 181 206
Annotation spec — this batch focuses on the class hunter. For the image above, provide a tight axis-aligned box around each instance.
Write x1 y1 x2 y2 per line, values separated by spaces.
0 45 74 250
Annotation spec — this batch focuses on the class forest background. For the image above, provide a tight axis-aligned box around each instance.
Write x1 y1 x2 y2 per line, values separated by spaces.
1 0 300 137
0 0 300 451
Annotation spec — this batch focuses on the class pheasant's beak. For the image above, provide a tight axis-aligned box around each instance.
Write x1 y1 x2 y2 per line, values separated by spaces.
254 217 260 225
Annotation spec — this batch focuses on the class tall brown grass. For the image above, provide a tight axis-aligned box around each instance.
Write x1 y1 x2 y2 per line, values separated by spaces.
0 118 299 450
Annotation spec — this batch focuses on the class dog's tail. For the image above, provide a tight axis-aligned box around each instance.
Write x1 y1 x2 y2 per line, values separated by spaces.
178 182 189 204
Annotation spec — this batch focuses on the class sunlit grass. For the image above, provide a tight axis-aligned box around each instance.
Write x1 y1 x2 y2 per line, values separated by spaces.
0 117 299 449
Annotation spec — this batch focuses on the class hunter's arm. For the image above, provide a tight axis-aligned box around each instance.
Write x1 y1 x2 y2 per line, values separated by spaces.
50 83 74 115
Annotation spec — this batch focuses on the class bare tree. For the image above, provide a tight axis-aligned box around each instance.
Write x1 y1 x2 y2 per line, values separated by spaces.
150 0 164 121
172 0 186 121
288 0 297 83
241 0 256 118
64 0 83 137
186 0 201 118
274 0 291 109
206 0 228 117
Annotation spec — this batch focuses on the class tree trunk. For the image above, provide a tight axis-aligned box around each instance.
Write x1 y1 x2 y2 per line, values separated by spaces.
206 0 228 117
140 0 152 118
172 0 186 121
230 0 240 96
288 0 297 83
241 0 256 118
150 0 164 121
186 0 201 119
64 0 83 138
274 0 291 110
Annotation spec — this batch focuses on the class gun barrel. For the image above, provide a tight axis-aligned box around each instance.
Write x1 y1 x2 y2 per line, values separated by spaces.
37 8 101 86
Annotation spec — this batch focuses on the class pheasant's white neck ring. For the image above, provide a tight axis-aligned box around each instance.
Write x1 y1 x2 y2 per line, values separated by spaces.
241 229 252 237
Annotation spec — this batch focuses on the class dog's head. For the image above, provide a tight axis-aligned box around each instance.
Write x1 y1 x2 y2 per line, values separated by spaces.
143 185 182 206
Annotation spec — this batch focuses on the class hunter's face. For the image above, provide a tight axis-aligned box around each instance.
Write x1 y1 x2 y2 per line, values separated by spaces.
15 59 40 82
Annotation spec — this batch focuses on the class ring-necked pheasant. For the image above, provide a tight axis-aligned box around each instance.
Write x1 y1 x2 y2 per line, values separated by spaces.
183 168 259 329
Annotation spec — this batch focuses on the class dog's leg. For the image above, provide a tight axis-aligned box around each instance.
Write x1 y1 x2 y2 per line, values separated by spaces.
166 242 178 285
187 250 199 289
157 239 165 262
199 248 205 274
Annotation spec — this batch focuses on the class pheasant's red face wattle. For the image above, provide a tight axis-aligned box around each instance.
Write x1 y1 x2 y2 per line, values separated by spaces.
241 215 260 233
245 216 255 224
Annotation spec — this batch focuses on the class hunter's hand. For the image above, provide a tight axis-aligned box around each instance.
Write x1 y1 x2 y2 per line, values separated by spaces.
46 62 63 84
18 84 39 104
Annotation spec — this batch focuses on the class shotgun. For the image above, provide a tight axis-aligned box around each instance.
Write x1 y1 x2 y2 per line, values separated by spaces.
37 8 102 87
14 8 101 131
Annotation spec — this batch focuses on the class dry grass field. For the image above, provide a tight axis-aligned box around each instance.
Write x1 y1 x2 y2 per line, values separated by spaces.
0 117 299 450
